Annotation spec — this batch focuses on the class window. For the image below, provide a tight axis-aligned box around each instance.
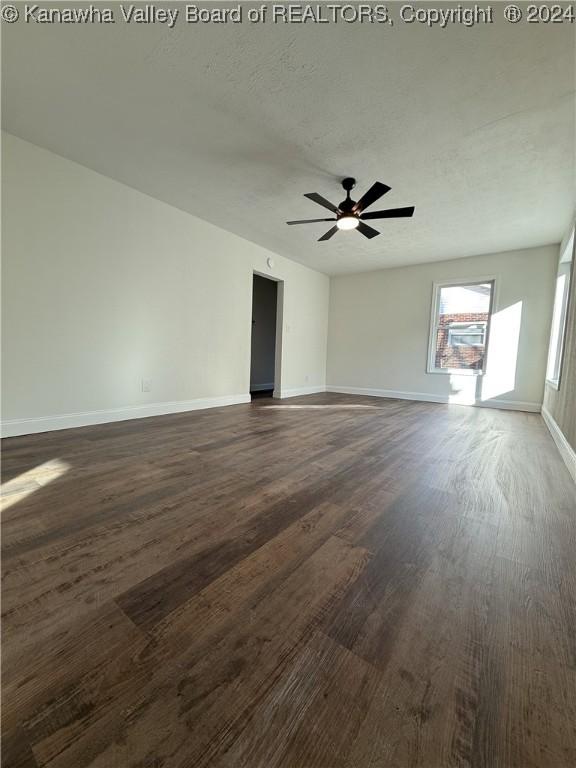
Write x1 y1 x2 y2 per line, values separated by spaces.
447 322 487 348
427 280 495 374
546 229 574 389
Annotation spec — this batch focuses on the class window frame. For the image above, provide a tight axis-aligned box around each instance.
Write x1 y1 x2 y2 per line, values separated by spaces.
546 230 574 390
426 278 496 376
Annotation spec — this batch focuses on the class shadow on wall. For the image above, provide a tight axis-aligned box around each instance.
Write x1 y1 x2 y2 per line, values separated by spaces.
448 301 523 405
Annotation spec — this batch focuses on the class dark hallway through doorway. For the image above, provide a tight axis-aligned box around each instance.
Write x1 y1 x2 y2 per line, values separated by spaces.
250 274 278 398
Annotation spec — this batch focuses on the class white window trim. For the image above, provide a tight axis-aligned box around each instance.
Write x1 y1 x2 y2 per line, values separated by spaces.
426 277 497 376
546 229 574 390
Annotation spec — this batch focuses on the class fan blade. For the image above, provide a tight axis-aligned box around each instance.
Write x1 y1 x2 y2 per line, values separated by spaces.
304 193 339 214
353 182 391 213
287 218 336 225
318 226 339 241
361 206 415 221
356 222 380 239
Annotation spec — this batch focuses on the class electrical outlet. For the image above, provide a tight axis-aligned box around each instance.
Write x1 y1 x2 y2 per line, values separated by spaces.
141 379 152 393
305 375 309 383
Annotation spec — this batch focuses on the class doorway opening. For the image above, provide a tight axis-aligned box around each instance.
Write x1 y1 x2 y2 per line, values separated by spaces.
250 273 281 399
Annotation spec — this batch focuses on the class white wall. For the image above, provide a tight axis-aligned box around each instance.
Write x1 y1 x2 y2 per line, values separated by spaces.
1 133 560 434
1 134 329 435
327 246 557 411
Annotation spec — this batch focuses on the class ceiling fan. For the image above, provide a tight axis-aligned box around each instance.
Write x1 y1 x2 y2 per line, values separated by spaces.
287 177 415 241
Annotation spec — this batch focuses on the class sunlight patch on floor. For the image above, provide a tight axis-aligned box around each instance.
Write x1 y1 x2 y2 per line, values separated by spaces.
263 404 385 410
1 459 70 512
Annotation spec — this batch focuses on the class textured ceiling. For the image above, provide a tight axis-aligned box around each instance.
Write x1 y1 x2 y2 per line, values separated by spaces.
2 6 575 275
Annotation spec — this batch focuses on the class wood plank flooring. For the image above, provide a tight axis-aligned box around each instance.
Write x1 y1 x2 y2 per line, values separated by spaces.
2 393 576 768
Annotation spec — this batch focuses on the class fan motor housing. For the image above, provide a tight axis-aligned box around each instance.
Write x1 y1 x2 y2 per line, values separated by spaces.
338 198 356 213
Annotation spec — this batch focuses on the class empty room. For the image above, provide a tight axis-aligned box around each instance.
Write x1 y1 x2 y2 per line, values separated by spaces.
1 2 575 767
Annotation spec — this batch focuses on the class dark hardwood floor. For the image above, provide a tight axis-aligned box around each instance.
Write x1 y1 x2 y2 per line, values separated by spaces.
2 393 576 768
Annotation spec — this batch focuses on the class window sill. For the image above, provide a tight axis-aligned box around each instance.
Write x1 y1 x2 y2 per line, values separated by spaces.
427 368 484 377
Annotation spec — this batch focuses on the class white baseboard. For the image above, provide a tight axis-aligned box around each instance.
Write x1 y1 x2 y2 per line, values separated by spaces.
1 394 251 438
542 406 576 483
325 385 541 413
2 385 546 439
273 385 326 399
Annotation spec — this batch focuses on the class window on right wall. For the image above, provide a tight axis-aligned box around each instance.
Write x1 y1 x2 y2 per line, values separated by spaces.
427 280 495 375
546 228 574 389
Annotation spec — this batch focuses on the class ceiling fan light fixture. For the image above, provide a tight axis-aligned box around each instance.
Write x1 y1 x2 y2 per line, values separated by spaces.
288 178 414 242
336 215 359 231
